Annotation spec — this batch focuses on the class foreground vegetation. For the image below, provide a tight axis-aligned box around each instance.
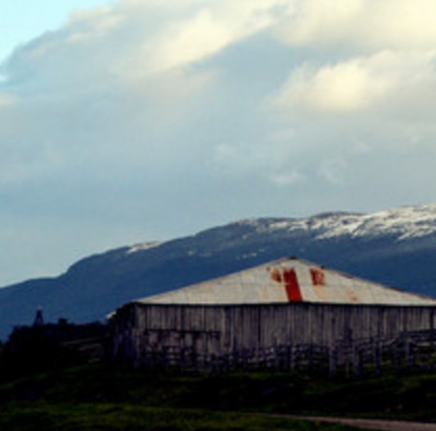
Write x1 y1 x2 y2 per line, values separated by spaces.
2 321 436 430
0 402 364 431
2 363 436 430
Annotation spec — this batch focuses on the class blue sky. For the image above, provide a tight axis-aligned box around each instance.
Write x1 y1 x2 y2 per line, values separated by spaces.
1 0 436 286
0 0 110 65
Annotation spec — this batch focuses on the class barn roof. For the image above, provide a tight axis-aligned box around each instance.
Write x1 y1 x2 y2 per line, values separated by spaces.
136 257 436 306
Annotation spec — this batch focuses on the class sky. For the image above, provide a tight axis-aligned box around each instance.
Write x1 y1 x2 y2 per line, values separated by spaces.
1 0 436 287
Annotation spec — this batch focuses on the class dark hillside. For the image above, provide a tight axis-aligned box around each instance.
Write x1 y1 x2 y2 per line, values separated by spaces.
1 205 436 340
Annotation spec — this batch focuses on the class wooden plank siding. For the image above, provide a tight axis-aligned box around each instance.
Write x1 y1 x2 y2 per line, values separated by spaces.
109 302 436 374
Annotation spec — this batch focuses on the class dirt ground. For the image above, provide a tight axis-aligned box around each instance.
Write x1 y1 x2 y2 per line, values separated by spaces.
286 415 436 431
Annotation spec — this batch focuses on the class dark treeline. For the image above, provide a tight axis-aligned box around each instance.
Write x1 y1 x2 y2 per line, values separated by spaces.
0 317 108 382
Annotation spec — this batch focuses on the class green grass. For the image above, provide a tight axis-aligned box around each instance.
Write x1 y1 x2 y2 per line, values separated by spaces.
0 403 363 431
2 364 436 429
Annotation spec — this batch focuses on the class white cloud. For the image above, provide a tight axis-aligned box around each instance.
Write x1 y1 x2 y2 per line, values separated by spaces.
272 50 436 115
318 157 348 185
2 0 436 286
147 0 290 73
66 6 124 43
276 0 436 51
273 58 389 113
2 0 292 105
213 126 299 178
0 91 16 107
269 171 306 187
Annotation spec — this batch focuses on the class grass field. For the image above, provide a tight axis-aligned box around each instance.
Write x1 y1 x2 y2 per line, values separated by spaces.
0 403 365 431
1 363 436 430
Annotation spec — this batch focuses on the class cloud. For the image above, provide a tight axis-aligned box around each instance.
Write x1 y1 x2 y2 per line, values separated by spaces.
270 0 436 118
0 92 15 107
214 132 297 174
2 0 289 91
276 0 436 51
147 0 290 73
269 171 306 187
272 50 436 116
272 56 391 113
317 157 348 185
1 0 436 286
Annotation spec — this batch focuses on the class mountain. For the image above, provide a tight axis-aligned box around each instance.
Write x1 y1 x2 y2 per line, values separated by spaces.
1 203 436 340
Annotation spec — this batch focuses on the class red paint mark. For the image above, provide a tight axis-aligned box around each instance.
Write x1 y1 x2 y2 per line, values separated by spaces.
283 268 303 302
270 267 303 302
310 268 326 286
270 268 283 284
350 294 358 303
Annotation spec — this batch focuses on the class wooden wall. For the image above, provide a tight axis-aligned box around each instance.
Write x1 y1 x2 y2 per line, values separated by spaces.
110 302 436 371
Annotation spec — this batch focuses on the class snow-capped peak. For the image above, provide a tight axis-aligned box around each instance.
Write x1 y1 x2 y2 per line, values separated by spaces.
237 203 436 242
127 241 163 254
322 203 436 241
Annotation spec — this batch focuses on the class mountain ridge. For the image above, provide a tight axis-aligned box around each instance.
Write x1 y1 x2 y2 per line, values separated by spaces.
1 203 436 340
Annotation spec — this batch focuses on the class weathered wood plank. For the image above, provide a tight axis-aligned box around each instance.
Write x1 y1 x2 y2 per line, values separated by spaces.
109 302 436 375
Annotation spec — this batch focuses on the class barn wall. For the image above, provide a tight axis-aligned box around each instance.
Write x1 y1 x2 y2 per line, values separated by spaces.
110 302 436 370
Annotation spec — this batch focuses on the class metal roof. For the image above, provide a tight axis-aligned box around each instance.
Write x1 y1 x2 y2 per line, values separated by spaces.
137 257 436 306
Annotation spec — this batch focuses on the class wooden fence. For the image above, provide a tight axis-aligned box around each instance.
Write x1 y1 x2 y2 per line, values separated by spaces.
110 302 436 376
128 329 436 376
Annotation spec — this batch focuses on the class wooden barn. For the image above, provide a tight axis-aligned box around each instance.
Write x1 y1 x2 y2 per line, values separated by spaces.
109 257 436 374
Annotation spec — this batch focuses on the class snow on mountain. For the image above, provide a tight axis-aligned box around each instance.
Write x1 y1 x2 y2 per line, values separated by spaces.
239 204 436 242
126 241 163 254
2 202 436 341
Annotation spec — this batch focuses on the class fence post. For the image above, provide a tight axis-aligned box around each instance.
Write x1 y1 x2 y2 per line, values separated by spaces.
329 345 337 377
374 340 381 377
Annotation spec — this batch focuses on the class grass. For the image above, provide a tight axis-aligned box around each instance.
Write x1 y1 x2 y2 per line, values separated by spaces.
0 403 364 431
2 363 436 429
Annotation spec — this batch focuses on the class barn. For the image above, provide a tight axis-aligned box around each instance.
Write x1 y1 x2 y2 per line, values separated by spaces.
109 257 436 374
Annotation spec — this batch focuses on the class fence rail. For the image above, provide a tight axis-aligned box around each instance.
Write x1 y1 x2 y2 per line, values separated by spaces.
130 329 436 376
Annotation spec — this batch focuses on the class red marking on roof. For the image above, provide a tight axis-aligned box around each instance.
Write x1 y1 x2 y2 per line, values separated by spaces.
283 268 303 302
270 268 283 284
350 294 358 303
310 268 326 286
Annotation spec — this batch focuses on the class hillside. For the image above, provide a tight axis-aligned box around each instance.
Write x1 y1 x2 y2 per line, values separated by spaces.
1 203 436 340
